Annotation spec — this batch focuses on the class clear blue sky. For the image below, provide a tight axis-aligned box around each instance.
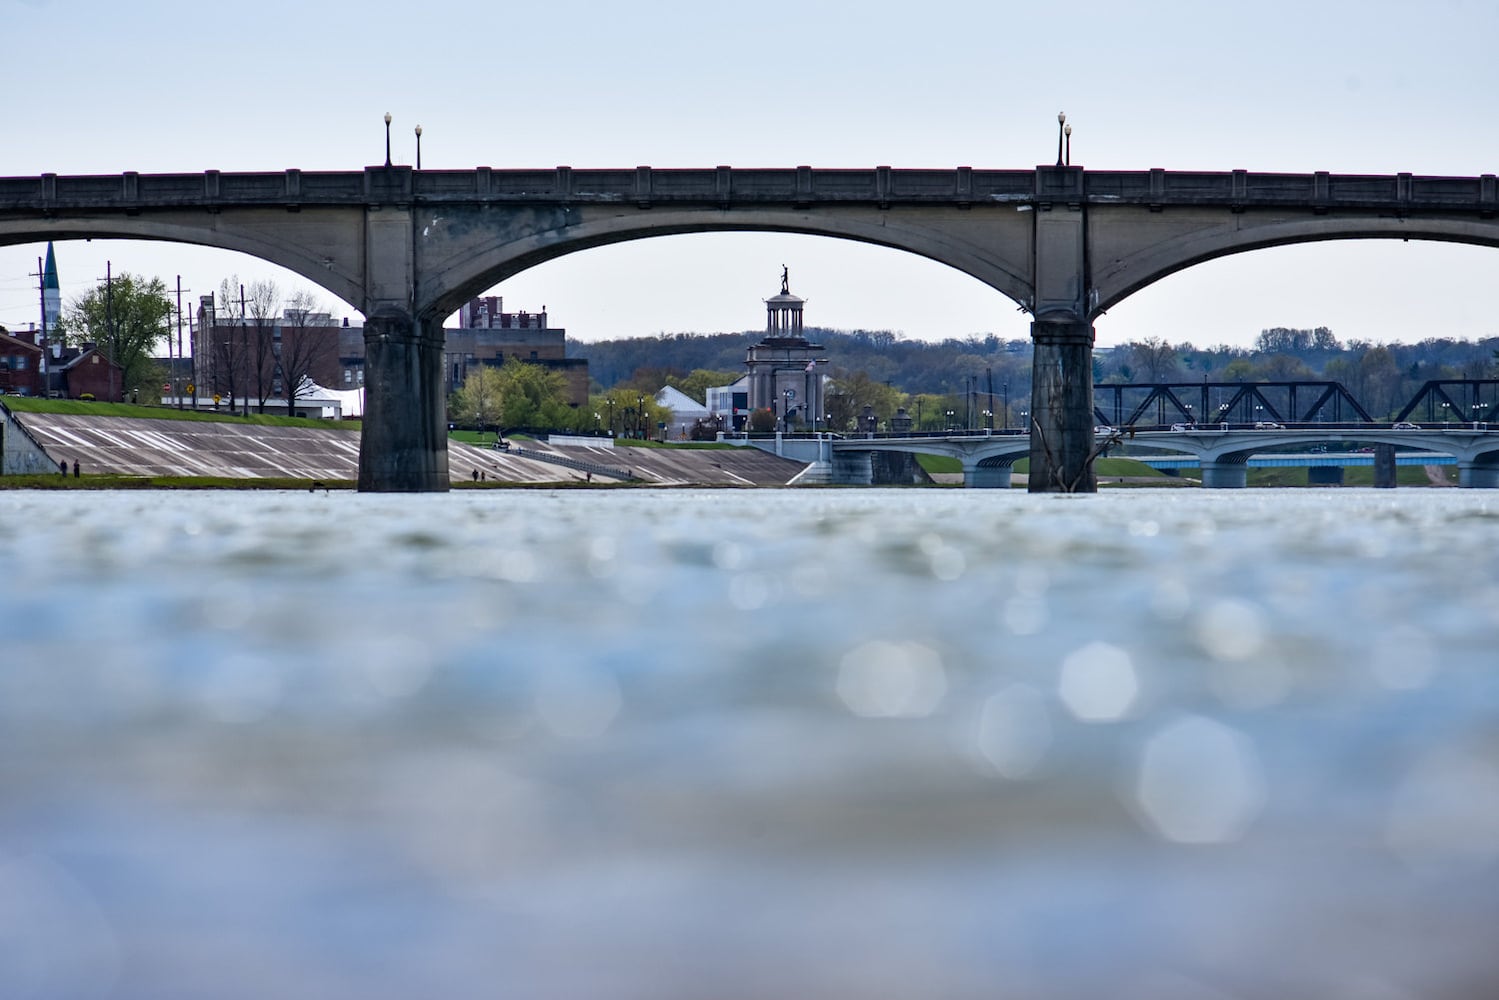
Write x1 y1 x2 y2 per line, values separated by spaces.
3 0 1498 349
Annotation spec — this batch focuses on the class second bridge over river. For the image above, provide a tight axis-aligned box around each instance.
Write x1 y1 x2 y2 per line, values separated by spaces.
749 425 1499 489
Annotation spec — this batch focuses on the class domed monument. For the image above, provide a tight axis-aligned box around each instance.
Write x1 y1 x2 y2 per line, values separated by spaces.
745 267 827 431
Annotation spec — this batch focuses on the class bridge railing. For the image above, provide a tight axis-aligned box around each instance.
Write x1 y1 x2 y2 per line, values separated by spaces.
5 168 1494 213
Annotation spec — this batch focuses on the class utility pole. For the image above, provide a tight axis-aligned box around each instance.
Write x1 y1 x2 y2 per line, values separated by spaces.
987 366 995 431
174 276 189 409
32 257 47 387
188 312 198 410
240 283 249 416
104 262 116 403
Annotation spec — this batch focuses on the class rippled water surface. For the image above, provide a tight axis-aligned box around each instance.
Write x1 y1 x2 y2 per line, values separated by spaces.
3 487 1499 999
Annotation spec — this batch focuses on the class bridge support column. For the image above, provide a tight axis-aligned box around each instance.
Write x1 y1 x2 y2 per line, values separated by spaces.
1372 444 1397 489
1200 461 1247 488
1028 318 1096 493
830 450 874 486
963 463 1012 489
357 308 449 492
1458 460 1499 488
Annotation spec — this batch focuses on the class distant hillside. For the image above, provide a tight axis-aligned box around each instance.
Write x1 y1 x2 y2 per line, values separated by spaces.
573 328 1033 395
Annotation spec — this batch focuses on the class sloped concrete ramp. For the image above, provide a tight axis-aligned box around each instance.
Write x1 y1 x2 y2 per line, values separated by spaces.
12 413 806 486
17 414 594 484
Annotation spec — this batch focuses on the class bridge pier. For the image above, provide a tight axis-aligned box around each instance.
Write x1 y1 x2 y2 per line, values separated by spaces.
1028 319 1096 493
357 308 450 492
1200 461 1248 488
1458 460 1499 488
1372 444 1397 488
963 462 1013 489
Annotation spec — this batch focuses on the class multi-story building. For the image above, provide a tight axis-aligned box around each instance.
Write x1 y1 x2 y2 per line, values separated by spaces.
193 295 590 412
444 296 589 405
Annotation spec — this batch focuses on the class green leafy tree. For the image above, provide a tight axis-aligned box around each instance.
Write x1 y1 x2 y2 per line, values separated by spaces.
60 271 171 400
827 369 903 430
667 369 741 405
449 365 506 432
593 385 668 438
493 359 572 430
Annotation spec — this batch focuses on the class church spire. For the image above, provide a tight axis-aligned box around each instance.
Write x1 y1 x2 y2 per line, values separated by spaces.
42 241 61 333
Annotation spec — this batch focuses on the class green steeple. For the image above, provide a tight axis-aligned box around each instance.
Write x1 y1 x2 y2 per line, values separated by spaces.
43 241 59 290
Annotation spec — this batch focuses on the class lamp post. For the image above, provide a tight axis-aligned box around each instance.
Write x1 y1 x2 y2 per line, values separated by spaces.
1003 381 1009 430
414 124 422 169
1056 112 1066 166
383 112 392 167
1064 123 1072 166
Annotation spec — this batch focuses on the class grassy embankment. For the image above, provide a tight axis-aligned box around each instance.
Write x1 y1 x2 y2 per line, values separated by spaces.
915 453 1171 483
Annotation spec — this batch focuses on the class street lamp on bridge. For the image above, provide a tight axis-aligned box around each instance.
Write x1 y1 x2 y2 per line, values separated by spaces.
415 124 422 169
383 112 392 167
1056 112 1066 166
1065 123 1072 166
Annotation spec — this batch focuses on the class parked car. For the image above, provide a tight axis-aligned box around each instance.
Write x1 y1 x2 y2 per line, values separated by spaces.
1093 425 1118 436
1254 421 1285 430
1170 422 1196 432
1392 421 1421 430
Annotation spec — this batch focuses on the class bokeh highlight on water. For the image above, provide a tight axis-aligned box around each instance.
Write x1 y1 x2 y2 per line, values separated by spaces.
2 487 1498 999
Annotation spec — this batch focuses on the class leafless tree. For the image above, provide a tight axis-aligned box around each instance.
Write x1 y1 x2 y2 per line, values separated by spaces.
211 278 249 411
244 280 280 414
280 290 337 418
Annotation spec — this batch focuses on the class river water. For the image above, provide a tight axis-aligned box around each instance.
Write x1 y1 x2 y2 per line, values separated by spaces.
2 487 1498 999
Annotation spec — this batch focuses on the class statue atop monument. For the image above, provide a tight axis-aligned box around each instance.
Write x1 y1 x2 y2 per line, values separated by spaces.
780 265 789 295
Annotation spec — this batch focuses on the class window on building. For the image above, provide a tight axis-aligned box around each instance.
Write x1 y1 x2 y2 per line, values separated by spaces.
357 370 364 384
344 370 352 384
13 356 25 371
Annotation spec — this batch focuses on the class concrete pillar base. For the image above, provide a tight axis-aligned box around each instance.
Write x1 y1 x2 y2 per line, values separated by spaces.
1028 318 1096 494
964 464 1013 489
1372 444 1397 489
830 451 874 485
1201 462 1248 488
1458 462 1499 488
357 308 450 492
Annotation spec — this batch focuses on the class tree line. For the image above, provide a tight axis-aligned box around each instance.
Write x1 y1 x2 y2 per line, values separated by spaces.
579 325 1499 430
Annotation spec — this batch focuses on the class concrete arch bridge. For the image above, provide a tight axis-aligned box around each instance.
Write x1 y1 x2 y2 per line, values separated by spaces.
5 165 1499 491
770 426 1499 489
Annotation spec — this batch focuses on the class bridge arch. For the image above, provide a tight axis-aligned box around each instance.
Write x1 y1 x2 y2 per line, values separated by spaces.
0 212 365 311
1092 216 1499 316
416 206 1033 322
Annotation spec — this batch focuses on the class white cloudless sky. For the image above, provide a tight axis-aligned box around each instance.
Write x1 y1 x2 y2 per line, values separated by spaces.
3 0 1498 349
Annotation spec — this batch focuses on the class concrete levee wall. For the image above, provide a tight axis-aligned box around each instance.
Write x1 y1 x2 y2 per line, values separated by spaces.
0 404 58 474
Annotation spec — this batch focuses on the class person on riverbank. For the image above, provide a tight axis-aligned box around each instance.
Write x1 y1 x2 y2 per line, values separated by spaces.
73 460 80 478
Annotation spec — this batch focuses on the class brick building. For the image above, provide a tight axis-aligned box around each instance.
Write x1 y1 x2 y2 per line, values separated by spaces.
0 326 125 401
192 296 590 412
0 328 45 396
